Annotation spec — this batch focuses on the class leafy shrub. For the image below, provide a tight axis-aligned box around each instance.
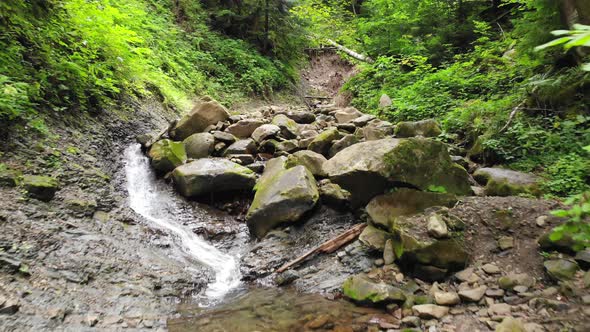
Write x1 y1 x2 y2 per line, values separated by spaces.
550 191 590 251
0 0 294 132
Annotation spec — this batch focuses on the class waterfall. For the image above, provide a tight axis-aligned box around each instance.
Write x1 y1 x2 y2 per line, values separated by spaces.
123 144 241 303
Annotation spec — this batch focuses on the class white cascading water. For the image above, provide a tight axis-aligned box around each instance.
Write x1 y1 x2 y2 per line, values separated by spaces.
124 144 241 303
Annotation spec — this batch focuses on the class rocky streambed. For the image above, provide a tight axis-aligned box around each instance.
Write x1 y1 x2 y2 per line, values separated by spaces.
1 92 589 332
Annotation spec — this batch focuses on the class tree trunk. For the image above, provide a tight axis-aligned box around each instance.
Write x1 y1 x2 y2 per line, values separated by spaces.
326 39 374 63
559 0 578 28
575 0 590 24
264 0 270 53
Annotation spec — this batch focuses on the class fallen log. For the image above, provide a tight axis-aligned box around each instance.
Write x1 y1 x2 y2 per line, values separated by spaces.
275 223 366 274
326 39 374 63
304 95 333 100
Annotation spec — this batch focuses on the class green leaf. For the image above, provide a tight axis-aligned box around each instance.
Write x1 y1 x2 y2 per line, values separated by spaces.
535 37 571 51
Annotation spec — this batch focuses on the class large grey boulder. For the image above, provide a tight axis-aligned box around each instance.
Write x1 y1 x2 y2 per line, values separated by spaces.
308 128 342 156
278 110 316 124
395 119 442 138
247 165 319 238
224 139 257 156
226 119 264 138
172 159 256 197
334 107 363 123
148 139 187 174
251 124 281 142
361 120 394 141
183 133 214 159
323 138 472 206
329 134 359 158
170 99 230 140
473 168 541 197
366 189 457 232
286 150 328 177
272 114 299 139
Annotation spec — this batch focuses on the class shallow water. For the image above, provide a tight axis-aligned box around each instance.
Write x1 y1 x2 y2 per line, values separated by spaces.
169 287 393 332
124 144 242 304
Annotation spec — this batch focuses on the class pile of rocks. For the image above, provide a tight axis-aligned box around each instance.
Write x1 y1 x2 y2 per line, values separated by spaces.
341 257 589 331
142 97 477 240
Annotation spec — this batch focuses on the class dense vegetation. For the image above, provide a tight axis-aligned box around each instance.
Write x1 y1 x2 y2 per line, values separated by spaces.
293 0 590 198
0 0 299 133
2 0 589 198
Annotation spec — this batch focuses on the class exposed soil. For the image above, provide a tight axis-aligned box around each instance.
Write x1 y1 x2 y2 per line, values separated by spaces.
300 50 357 98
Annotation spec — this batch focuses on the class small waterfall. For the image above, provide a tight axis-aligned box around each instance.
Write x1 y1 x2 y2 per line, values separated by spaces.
123 144 241 303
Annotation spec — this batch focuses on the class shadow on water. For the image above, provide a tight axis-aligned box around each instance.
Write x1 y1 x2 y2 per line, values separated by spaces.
168 287 393 332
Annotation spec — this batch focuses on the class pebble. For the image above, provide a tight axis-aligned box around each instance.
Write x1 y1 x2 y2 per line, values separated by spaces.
488 303 511 316
486 288 505 298
412 304 449 319
458 285 487 302
513 285 528 293
374 259 384 267
482 263 501 275
401 316 421 327
498 236 514 250
434 292 460 306
454 267 474 282
536 215 547 227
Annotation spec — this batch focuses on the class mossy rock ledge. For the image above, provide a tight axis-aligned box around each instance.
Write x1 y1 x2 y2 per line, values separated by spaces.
23 175 59 202
323 137 472 207
473 167 541 197
246 158 319 239
172 158 256 197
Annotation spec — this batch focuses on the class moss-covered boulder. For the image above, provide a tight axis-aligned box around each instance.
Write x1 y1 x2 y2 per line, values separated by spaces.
148 139 187 174
0 168 22 187
286 150 327 177
342 273 406 305
183 133 214 159
308 128 342 156
170 98 230 140
395 119 442 138
359 224 391 251
247 165 319 238
544 259 579 281
172 158 256 197
323 138 472 206
473 168 541 197
272 114 299 139
22 175 59 202
366 189 457 232
318 179 351 207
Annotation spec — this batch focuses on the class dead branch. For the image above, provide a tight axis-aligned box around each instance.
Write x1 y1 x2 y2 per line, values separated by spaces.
275 223 366 274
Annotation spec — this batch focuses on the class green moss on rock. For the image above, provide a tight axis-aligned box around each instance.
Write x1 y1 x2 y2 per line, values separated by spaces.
23 175 59 201
148 139 187 174
342 273 406 305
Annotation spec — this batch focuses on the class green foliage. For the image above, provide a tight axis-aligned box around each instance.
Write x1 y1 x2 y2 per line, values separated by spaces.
536 24 590 71
427 185 447 193
333 0 589 197
0 0 294 132
550 191 590 251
